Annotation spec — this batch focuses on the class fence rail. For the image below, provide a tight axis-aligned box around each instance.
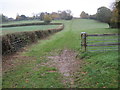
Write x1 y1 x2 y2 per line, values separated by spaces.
87 33 120 36
87 43 120 46
81 32 119 52
87 39 118 41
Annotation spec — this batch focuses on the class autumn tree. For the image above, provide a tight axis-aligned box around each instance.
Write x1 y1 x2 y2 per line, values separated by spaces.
43 13 52 24
51 12 60 20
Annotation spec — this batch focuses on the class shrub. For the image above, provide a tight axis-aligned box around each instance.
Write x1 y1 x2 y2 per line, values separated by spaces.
44 14 52 24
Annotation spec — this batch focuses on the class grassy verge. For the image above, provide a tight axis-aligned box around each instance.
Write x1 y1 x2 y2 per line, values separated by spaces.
3 63 63 88
2 19 119 88
75 51 118 88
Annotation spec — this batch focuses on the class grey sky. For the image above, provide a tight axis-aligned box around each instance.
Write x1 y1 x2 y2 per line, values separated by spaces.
1 0 115 18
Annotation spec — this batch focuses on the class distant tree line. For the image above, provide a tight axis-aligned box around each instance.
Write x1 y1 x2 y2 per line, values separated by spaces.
1 10 73 24
34 10 73 21
80 1 120 28
0 14 14 23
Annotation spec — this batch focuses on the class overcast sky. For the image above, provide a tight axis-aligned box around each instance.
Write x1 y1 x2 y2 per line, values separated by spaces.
1 0 116 18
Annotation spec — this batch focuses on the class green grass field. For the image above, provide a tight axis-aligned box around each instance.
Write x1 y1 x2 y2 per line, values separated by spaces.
1 20 43 26
1 25 60 35
2 19 119 88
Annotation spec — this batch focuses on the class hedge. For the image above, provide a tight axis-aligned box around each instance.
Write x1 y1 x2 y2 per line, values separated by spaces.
1 24 64 56
0 23 63 28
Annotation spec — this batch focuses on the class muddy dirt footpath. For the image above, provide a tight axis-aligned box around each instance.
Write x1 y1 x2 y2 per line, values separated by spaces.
47 49 81 87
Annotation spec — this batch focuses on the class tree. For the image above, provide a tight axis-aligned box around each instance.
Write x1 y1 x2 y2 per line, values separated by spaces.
21 15 27 20
51 12 60 20
96 7 112 23
16 14 27 21
40 12 45 20
0 14 9 23
115 1 120 28
59 10 73 20
89 14 96 20
60 11 67 19
80 11 89 19
110 1 120 28
8 18 14 21
43 13 52 24
16 14 20 21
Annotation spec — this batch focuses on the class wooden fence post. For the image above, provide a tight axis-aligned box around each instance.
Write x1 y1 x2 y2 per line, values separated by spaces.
81 32 87 52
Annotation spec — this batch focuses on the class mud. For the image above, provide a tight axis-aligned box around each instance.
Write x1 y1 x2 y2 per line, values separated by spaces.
47 49 81 87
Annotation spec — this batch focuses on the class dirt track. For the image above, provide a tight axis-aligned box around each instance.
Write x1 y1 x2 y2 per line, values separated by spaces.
2 48 81 87
47 49 81 87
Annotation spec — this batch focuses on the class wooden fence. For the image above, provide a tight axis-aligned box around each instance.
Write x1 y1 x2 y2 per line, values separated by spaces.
81 32 120 52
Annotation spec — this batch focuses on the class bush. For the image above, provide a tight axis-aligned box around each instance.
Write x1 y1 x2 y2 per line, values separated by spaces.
44 14 52 24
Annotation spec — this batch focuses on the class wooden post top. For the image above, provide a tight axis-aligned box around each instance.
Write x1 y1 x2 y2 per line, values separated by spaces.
81 32 86 34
